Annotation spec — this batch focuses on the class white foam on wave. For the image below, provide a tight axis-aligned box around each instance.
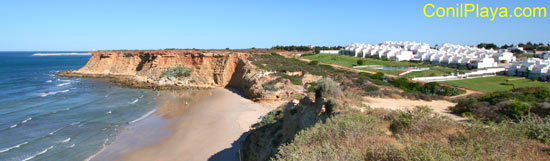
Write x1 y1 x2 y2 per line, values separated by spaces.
59 138 71 143
56 82 71 87
156 91 160 96
128 109 157 124
68 144 75 148
39 89 70 97
49 127 63 136
22 145 54 161
8 117 31 129
106 110 112 114
129 99 139 104
46 80 53 83
139 95 144 99
70 122 80 126
21 117 32 124
84 139 109 161
0 141 28 153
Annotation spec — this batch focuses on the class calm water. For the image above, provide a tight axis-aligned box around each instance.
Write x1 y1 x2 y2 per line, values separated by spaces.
0 52 159 161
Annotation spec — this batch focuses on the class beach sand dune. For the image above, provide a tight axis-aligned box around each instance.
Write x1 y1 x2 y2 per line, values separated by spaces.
116 88 277 161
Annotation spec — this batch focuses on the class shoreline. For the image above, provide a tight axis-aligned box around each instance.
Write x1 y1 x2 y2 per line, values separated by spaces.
91 87 280 161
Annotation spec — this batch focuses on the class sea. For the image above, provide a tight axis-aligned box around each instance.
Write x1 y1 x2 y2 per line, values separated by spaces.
0 52 161 161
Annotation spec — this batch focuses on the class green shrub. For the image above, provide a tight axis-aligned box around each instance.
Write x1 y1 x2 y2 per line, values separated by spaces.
281 74 303 85
161 66 193 78
364 85 380 92
506 101 530 119
308 60 319 65
357 59 365 65
262 82 280 91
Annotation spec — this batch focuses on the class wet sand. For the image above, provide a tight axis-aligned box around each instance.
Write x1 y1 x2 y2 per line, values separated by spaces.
115 88 277 161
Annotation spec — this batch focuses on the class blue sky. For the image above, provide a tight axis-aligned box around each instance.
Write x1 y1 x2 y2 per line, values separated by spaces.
0 0 548 51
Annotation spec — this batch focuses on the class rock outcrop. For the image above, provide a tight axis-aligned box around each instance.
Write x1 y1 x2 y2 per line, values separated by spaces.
58 50 308 101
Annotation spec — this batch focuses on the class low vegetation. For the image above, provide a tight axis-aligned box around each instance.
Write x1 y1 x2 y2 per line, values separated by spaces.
249 53 464 98
161 66 193 78
273 106 550 161
451 87 550 121
303 54 465 78
441 76 550 92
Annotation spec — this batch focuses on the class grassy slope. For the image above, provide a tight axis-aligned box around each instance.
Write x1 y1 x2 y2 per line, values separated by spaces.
441 76 550 92
305 54 461 78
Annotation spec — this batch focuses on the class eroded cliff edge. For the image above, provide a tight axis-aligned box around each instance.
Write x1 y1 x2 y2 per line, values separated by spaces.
58 50 307 101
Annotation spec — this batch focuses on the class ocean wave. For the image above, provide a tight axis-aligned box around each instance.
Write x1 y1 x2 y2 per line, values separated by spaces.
70 122 80 126
68 144 75 148
59 138 71 143
84 139 109 161
106 110 112 114
39 89 70 97
139 95 144 99
22 145 54 161
56 82 71 87
49 127 64 136
129 99 139 104
46 80 53 83
128 109 157 124
0 141 28 153
8 117 32 129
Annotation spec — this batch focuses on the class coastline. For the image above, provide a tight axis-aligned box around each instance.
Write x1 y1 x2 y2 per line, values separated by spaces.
90 87 279 161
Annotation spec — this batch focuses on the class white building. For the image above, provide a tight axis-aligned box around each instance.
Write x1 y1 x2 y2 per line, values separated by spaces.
507 58 550 81
340 41 517 69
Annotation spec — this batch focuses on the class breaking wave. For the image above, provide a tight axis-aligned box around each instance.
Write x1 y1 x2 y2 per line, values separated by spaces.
128 109 157 124
22 145 55 161
0 141 28 153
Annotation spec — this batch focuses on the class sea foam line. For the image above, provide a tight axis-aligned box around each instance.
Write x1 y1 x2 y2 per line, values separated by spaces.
83 139 109 161
128 109 157 124
129 99 139 104
39 89 70 97
9 117 33 129
59 138 71 143
21 145 54 161
0 141 28 153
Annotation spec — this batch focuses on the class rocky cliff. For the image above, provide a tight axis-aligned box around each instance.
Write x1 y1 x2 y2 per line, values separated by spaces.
58 50 308 101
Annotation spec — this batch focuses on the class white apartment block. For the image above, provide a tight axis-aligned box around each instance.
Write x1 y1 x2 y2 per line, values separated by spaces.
507 58 550 81
340 41 517 69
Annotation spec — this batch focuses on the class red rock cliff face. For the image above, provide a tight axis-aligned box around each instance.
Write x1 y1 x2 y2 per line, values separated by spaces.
70 50 244 87
59 50 311 102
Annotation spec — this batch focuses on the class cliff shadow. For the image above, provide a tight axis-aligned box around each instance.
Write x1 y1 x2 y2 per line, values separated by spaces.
136 53 153 71
208 131 250 161
225 59 249 99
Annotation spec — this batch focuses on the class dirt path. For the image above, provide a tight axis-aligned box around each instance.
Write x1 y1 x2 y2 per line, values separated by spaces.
363 97 468 121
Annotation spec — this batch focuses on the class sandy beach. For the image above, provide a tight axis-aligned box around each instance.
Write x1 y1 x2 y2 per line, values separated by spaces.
113 88 278 161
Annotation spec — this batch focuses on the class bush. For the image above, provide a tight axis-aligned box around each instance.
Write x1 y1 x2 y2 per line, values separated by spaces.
357 59 365 65
262 82 280 91
308 60 319 65
518 116 550 143
364 85 379 92
161 66 193 78
451 87 550 122
314 78 343 99
505 101 530 119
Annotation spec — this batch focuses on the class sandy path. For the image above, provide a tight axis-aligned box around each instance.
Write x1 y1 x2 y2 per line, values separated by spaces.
364 97 467 121
116 88 277 161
